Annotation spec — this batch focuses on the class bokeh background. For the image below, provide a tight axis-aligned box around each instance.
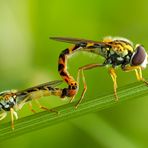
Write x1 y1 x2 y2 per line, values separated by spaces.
1 0 148 147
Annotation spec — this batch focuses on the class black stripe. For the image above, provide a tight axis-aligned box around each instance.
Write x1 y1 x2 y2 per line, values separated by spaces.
58 64 64 71
64 48 70 54
59 54 65 62
72 44 81 50
68 85 77 89
60 71 67 76
61 88 69 97
65 79 68 83
77 43 87 48
60 48 69 57
46 86 54 91
26 89 37 93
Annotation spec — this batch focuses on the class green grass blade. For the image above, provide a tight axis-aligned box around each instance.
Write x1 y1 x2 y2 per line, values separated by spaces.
0 81 148 142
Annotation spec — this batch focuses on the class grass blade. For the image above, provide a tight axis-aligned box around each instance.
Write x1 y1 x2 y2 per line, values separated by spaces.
0 81 148 142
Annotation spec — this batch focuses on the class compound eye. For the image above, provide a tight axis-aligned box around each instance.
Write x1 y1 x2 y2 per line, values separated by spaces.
131 45 147 66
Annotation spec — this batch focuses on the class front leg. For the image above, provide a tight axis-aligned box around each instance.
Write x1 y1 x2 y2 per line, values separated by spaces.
122 65 148 85
0 111 7 121
10 108 18 130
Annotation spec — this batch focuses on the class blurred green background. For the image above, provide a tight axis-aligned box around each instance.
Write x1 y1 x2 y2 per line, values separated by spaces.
1 0 148 147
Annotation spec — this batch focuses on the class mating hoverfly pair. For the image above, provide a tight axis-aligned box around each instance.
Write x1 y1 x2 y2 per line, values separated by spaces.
0 36 148 129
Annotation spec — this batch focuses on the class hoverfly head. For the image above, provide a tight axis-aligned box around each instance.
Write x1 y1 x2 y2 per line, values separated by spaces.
131 45 148 68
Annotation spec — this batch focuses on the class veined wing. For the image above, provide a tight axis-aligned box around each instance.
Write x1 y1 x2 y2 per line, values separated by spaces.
50 37 108 48
17 80 63 94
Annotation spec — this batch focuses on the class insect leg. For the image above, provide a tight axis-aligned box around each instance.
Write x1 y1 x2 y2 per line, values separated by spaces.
74 63 105 108
10 108 18 130
10 108 14 129
28 102 36 113
0 111 7 121
109 68 118 101
136 67 148 85
35 100 59 114
122 66 148 85
17 94 35 112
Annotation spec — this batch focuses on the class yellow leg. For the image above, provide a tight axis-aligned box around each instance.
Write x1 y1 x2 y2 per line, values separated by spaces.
35 100 59 114
135 69 140 80
73 63 104 108
109 68 118 101
75 68 87 108
137 67 148 85
29 102 36 113
0 111 7 121
122 65 148 85
10 108 15 130
10 108 18 130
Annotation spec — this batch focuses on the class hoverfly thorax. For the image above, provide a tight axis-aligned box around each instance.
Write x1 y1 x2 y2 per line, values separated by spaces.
130 45 148 68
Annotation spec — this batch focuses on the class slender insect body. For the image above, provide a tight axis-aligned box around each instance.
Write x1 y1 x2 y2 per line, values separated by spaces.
50 36 148 108
19 88 63 102
0 80 65 129
1 36 148 129
82 44 133 67
85 40 134 68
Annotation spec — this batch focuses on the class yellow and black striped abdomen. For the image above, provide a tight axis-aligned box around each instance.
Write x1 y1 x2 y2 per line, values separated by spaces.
58 45 80 86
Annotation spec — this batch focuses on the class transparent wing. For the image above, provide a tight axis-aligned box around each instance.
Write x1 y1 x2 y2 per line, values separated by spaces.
17 80 63 94
35 80 63 88
50 37 108 47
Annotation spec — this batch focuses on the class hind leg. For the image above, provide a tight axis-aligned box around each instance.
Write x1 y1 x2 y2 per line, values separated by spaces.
28 102 36 113
35 100 59 114
73 63 105 108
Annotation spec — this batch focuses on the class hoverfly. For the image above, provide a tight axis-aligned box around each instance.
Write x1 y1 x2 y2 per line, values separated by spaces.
50 36 148 108
0 80 63 129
